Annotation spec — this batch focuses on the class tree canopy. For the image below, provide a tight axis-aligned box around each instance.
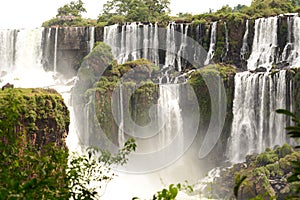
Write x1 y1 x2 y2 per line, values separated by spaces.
57 0 87 17
98 0 171 25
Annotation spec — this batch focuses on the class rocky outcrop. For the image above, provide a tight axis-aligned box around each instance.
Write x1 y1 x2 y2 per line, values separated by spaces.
0 88 69 148
206 144 300 199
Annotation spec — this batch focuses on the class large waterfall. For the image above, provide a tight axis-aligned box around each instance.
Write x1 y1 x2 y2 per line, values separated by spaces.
1 14 300 199
227 71 288 163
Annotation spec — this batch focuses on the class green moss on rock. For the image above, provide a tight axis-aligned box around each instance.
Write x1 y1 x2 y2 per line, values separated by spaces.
0 88 69 148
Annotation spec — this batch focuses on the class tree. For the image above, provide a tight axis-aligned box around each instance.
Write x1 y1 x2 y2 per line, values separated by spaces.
57 0 87 17
99 0 170 23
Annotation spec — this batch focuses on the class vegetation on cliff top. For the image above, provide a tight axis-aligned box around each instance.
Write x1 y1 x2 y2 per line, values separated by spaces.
42 0 300 27
42 0 97 27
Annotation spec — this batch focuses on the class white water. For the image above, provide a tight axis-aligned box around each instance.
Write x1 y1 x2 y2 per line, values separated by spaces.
117 84 125 147
158 84 183 150
89 26 95 52
53 27 58 73
247 17 278 71
0 28 56 88
227 71 287 163
0 29 16 72
165 22 177 68
104 22 160 64
241 20 249 61
204 22 217 65
281 14 300 67
223 22 229 61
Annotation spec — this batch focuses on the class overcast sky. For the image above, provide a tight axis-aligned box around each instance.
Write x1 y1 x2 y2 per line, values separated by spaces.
0 0 252 28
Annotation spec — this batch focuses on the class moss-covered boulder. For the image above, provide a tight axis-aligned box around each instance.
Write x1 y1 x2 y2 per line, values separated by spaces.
209 144 300 199
0 88 69 148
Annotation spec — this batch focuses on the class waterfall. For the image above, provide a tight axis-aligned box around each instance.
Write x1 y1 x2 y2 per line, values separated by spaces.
53 27 58 73
241 20 249 61
204 22 217 65
165 22 176 68
0 29 16 72
0 28 57 88
103 22 160 64
176 24 189 72
281 14 300 67
223 22 229 61
89 26 95 52
158 84 183 151
247 17 278 71
227 71 288 163
118 84 125 147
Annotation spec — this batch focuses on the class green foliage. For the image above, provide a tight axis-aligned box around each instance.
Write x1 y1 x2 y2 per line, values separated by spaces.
0 88 137 199
153 184 179 200
132 182 193 200
277 109 300 141
254 150 278 166
234 174 247 198
276 109 300 196
42 17 97 27
68 138 136 199
57 0 86 17
240 0 295 18
0 88 70 199
98 0 170 25
42 0 97 27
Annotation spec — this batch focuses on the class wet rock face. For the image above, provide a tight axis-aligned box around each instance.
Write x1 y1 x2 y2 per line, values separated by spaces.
42 26 105 78
0 88 70 149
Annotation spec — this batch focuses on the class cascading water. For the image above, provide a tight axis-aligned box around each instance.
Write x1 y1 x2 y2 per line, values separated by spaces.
176 24 189 72
281 14 300 67
103 22 160 64
222 22 229 61
0 28 57 88
164 22 176 68
240 20 249 61
247 16 278 71
53 27 58 73
89 26 95 52
0 29 16 71
117 84 125 147
227 70 288 163
204 22 217 65
158 84 183 150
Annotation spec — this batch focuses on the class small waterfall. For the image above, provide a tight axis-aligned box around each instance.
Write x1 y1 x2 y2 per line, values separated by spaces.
281 14 300 67
165 22 176 68
240 20 249 61
223 22 229 61
89 26 95 52
227 71 288 163
0 29 16 72
158 84 183 151
204 22 217 65
176 24 189 72
53 27 58 73
247 17 278 71
118 84 125 147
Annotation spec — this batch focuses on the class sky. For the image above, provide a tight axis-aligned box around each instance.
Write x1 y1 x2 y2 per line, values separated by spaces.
0 0 252 28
